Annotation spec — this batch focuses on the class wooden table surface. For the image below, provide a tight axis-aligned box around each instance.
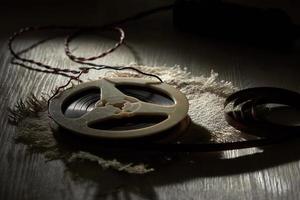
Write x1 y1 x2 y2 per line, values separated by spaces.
1 0 300 199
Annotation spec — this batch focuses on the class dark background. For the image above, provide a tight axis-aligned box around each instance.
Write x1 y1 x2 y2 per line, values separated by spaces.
1 0 300 200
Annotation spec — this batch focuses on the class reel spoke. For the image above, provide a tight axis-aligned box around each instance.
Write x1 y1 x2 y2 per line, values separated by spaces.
99 78 129 105
77 105 121 124
134 102 175 116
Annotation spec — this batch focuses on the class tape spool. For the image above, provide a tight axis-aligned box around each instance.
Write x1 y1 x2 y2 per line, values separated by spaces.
49 78 189 141
224 87 300 137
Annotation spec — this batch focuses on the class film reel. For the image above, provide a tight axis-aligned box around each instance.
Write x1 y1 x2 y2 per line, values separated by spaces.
224 87 300 137
49 78 189 140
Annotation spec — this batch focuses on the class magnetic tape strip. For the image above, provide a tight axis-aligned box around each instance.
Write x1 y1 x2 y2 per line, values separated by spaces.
49 79 300 152
49 77 190 141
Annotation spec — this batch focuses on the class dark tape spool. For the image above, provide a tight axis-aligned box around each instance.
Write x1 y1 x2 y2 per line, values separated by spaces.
225 87 300 107
224 87 300 138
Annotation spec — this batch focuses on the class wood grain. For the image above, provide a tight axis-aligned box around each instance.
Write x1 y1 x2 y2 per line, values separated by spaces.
1 1 300 200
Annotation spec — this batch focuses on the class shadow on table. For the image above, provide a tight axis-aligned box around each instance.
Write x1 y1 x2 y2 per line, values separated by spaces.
9 29 300 200
53 120 300 200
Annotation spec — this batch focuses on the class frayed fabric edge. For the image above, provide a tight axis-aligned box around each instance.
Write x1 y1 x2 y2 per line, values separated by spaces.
8 93 155 174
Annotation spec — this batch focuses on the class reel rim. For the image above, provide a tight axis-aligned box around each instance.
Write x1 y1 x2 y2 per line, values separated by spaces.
49 78 189 140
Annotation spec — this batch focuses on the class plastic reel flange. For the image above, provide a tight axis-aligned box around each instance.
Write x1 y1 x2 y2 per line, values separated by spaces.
49 78 189 141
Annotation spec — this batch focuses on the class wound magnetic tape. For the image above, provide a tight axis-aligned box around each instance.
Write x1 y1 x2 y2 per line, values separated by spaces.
224 87 300 137
49 78 189 142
